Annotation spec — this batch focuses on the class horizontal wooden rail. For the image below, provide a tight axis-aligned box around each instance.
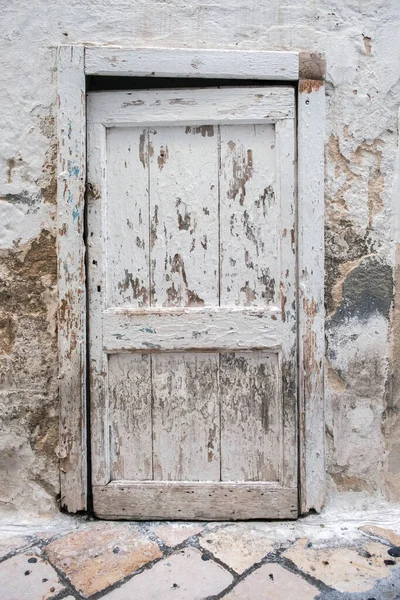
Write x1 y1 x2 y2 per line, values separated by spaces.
93 481 298 520
102 307 282 352
85 47 299 80
87 87 294 126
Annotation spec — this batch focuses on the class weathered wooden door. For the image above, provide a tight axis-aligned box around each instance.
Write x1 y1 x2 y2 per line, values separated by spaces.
87 85 297 520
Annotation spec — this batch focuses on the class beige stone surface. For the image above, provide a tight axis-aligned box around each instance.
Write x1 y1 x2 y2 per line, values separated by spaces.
0 552 65 600
45 522 162 597
283 538 396 592
0 535 30 559
103 547 233 599
199 523 274 573
359 524 400 546
224 563 319 599
153 523 204 547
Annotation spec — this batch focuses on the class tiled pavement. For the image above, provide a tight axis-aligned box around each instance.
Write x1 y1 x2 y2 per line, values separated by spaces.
1 515 400 599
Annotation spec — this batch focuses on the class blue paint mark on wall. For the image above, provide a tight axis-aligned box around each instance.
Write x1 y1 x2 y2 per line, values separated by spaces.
72 205 79 222
67 160 80 178
142 342 161 349
139 327 156 334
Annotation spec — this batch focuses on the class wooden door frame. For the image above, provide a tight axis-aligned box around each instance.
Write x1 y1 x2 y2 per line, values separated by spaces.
57 45 325 515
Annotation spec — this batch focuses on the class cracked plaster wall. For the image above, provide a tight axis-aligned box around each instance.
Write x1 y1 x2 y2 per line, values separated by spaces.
1 0 400 517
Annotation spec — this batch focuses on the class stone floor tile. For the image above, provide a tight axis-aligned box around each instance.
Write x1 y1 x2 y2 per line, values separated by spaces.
359 524 400 546
152 523 204 547
0 535 30 559
224 563 319 599
199 523 274 573
283 538 397 592
45 522 162 597
0 552 65 600
103 547 233 599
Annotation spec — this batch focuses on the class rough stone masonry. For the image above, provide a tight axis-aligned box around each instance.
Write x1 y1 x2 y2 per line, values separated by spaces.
1 0 400 517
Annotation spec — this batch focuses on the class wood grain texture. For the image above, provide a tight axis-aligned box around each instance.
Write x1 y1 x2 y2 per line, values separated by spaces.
152 353 220 481
105 127 150 308
93 482 298 520
57 45 87 512
87 87 295 126
298 81 325 513
219 123 278 307
85 47 299 80
149 125 219 308
108 354 152 480
102 307 282 352
220 352 281 482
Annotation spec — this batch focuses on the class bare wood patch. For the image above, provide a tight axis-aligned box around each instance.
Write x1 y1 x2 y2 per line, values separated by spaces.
93 482 298 520
299 79 324 94
185 125 214 137
299 52 326 81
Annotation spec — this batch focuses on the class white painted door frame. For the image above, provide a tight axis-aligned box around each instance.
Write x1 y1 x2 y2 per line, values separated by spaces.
57 45 325 515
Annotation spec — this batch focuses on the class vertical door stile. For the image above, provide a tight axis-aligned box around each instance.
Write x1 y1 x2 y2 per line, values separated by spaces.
217 123 222 483
88 122 110 485
276 117 297 490
147 126 155 482
103 126 111 486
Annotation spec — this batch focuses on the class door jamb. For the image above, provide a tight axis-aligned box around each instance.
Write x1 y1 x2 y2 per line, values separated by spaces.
57 45 325 515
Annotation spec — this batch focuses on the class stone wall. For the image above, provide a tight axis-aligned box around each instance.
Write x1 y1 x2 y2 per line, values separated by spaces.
1 0 399 516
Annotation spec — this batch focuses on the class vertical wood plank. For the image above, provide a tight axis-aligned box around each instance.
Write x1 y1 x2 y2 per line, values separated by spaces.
104 127 152 483
106 127 150 307
57 45 87 512
108 354 152 481
149 125 219 307
298 80 325 513
220 352 281 482
219 124 279 307
149 125 221 484
152 353 220 481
